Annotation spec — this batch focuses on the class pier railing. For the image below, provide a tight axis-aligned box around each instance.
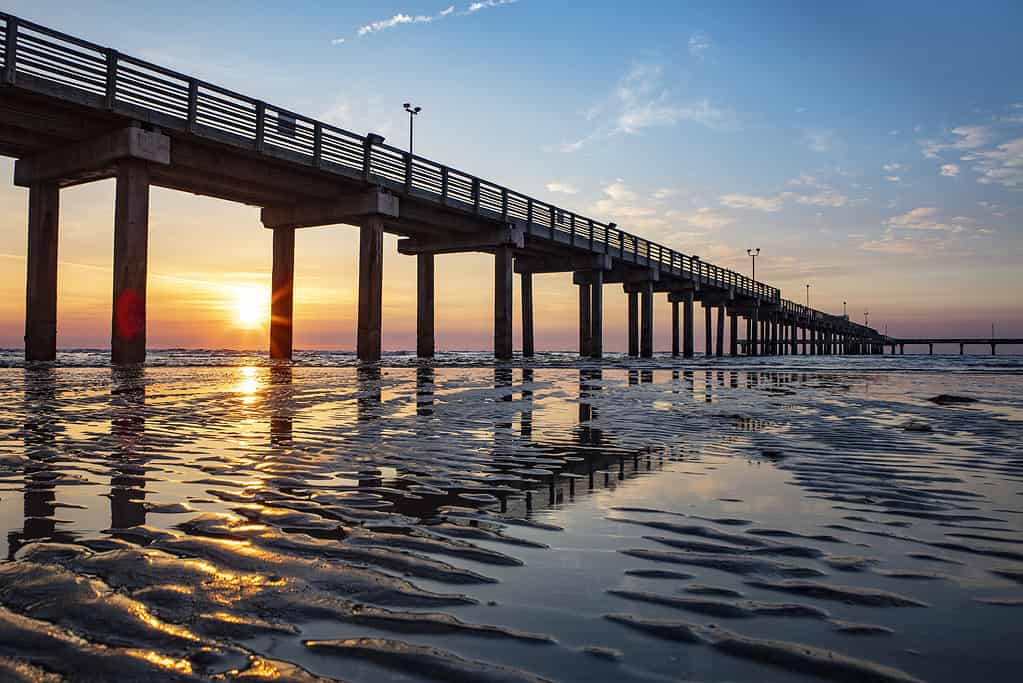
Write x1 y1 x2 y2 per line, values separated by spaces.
0 12 788 306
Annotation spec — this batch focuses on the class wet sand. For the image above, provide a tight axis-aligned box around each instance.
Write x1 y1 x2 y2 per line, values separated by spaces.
1 361 1021 681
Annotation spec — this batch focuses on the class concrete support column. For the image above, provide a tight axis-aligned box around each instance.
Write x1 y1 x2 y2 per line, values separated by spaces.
729 313 738 356
802 326 808 355
627 291 639 357
25 181 60 362
640 281 653 358
578 280 591 357
751 307 760 356
704 303 713 358
270 227 295 360
111 159 150 365
521 271 534 358
590 270 603 359
416 253 435 358
494 246 513 360
683 292 694 358
671 300 680 357
357 217 384 362
715 304 725 357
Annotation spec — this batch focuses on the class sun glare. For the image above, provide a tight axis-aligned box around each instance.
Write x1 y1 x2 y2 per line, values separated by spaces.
233 287 268 329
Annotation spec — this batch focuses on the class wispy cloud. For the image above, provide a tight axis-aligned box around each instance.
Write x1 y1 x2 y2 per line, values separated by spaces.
859 237 928 255
615 63 734 133
341 2 513 43
886 207 962 232
719 193 785 212
554 62 736 152
918 125 991 159
466 0 517 13
357 12 437 36
794 189 848 208
859 207 987 257
719 175 849 212
680 207 733 230
963 136 1023 188
545 181 578 194
940 163 960 177
688 31 711 59
803 129 836 153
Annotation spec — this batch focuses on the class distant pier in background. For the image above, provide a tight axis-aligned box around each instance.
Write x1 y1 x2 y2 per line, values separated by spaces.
884 338 1023 356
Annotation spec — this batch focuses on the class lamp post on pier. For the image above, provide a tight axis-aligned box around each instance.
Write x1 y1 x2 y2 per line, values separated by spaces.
805 284 810 308
746 248 760 281
403 102 422 155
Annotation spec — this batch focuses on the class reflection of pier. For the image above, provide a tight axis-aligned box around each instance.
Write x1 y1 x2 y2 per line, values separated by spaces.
108 367 147 529
7 368 72 558
1 13 881 365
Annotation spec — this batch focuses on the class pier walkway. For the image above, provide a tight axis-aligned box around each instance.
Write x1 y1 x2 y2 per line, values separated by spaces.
0 14 882 363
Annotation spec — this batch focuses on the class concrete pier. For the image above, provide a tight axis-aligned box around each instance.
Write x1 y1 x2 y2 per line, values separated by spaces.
270 227 295 360
521 271 534 358
111 159 150 365
671 300 680 357
683 292 694 358
627 291 639 357
704 303 713 358
357 218 384 362
729 313 738 356
25 181 59 362
0 13 888 365
640 281 653 358
715 304 725 357
494 246 514 360
751 307 760 356
589 270 603 359
578 279 591 357
417 254 435 358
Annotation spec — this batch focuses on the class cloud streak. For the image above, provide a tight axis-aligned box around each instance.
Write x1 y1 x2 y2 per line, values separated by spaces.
555 62 736 152
342 2 515 42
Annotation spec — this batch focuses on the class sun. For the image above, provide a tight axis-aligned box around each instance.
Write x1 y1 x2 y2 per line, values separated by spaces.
233 286 268 329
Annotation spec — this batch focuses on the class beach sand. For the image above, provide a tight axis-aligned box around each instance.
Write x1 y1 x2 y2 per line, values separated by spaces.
1 361 1021 682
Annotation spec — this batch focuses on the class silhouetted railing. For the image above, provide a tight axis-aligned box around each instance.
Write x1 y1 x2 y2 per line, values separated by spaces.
1 13 879 320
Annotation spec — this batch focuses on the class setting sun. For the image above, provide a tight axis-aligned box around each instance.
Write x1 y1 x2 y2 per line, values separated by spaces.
233 287 269 329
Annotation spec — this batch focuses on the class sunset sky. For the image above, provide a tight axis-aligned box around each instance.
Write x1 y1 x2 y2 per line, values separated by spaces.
1 0 1021 351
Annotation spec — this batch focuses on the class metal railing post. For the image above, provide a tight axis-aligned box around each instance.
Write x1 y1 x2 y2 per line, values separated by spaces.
313 121 323 168
255 101 266 152
104 49 117 109
187 79 198 132
3 16 17 85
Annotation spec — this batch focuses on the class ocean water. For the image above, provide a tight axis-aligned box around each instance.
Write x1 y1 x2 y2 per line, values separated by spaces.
0 352 1021 682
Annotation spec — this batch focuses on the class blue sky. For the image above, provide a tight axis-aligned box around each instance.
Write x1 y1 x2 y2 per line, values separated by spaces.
1 1 1021 345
